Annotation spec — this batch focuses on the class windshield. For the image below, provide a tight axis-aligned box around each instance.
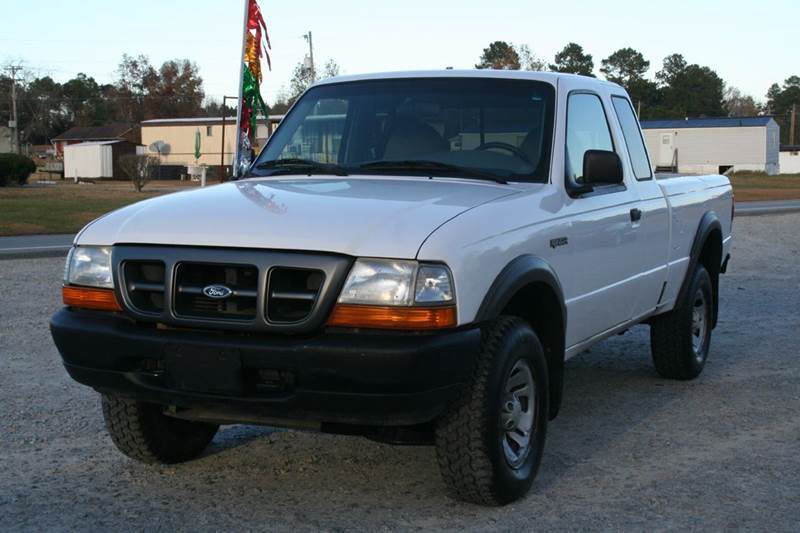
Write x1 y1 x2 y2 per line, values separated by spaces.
251 77 555 183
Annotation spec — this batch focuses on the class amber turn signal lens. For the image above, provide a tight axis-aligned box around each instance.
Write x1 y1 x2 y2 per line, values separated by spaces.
327 304 456 330
62 286 122 312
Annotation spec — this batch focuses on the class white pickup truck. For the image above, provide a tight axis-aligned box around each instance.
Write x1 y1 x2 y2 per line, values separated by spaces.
51 70 733 505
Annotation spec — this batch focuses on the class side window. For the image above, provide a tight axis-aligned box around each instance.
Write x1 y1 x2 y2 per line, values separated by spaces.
611 96 652 179
277 98 348 163
565 93 614 183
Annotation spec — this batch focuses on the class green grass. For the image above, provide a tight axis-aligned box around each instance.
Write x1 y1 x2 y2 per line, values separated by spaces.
1 173 798 237
728 172 800 201
0 183 170 236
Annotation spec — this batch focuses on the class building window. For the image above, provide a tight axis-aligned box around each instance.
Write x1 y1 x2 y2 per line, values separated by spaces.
206 126 213 136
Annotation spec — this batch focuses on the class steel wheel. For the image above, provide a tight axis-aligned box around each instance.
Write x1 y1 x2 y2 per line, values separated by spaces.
500 359 536 469
691 288 708 361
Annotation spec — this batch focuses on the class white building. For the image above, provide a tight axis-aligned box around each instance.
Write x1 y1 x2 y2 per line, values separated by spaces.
63 140 139 180
641 117 780 175
779 145 800 174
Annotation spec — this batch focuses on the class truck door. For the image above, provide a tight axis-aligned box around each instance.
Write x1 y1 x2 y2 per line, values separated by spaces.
553 91 643 347
610 95 670 319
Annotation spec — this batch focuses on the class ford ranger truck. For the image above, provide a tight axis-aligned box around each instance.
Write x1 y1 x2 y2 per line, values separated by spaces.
50 71 733 506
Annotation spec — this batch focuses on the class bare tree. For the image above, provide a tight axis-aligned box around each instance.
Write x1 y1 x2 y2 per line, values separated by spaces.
118 154 158 192
724 86 761 117
284 58 342 106
322 59 340 79
516 44 546 71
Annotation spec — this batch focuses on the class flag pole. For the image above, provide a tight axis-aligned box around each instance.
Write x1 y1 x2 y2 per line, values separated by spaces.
232 0 250 179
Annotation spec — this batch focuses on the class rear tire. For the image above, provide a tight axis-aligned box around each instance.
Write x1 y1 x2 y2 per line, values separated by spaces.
650 265 713 380
434 317 549 505
101 394 218 464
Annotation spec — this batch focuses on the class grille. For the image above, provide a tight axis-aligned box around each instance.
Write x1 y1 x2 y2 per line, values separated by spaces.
174 263 258 321
113 246 351 334
267 267 325 323
123 261 166 314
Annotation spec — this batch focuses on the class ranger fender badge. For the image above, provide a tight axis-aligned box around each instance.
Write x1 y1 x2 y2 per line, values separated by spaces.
202 284 233 299
550 237 568 249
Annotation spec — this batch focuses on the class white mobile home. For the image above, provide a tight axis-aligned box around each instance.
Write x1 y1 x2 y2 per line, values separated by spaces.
779 145 800 174
140 116 284 168
641 117 780 175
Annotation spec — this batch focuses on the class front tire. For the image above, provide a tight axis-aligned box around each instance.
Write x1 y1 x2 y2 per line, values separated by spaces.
101 394 218 464
435 317 549 505
650 265 714 380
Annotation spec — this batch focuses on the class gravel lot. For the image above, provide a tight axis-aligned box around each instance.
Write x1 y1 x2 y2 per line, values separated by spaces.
1 214 799 532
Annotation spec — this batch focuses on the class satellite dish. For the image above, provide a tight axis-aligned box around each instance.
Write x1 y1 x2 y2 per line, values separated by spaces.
148 141 170 155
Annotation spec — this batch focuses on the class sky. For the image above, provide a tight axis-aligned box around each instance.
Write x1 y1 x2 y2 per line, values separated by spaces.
0 0 795 107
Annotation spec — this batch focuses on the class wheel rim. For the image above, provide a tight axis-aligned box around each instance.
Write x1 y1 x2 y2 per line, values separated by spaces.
499 359 536 469
691 288 708 361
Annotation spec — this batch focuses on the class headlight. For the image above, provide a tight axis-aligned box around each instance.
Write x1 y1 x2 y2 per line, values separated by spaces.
338 259 454 306
414 265 454 303
64 246 114 288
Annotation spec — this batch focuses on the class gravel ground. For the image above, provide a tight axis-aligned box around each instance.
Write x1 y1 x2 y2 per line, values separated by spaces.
1 214 799 532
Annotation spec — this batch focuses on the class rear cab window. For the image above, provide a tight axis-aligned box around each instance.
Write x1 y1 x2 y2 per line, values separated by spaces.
611 96 653 180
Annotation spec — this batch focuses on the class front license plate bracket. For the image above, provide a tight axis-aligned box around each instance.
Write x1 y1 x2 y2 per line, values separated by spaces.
164 344 243 396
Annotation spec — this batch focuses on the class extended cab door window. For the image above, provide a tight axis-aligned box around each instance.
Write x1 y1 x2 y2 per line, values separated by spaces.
611 96 653 180
565 93 614 186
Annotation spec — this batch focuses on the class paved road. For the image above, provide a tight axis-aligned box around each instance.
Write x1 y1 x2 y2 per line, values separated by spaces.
735 199 800 216
1 213 799 531
0 234 73 259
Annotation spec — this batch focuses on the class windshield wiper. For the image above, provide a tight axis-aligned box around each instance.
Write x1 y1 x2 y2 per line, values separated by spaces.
358 160 508 184
254 158 349 176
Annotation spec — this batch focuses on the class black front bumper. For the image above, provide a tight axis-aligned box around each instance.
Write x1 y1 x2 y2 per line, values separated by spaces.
50 308 480 427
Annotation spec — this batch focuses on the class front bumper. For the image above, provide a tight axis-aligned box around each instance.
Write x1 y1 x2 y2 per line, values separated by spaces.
50 308 480 427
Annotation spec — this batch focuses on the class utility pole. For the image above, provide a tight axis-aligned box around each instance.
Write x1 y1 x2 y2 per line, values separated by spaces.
303 31 315 82
219 95 238 182
5 65 22 154
791 103 797 146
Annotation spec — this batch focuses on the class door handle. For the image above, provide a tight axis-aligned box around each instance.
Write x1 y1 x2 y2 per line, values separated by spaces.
630 208 642 222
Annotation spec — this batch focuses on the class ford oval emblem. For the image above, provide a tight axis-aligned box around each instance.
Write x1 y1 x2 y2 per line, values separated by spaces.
202 284 233 299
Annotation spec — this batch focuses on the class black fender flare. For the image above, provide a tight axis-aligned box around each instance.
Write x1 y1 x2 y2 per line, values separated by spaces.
476 255 566 325
476 255 567 420
677 211 723 327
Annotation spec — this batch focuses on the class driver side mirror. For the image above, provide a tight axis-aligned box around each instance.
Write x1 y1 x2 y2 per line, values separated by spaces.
583 150 623 185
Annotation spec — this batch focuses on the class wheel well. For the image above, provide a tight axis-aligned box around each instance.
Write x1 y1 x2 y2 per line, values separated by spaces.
500 282 565 420
698 228 723 327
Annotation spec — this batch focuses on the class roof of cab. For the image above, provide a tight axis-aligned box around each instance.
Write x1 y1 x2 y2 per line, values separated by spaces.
312 69 621 89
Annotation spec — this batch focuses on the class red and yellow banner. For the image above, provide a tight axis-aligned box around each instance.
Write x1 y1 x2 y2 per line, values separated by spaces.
235 0 271 176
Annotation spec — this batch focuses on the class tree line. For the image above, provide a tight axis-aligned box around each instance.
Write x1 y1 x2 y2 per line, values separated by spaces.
0 52 343 146
3 45 798 147
0 54 208 146
476 41 799 144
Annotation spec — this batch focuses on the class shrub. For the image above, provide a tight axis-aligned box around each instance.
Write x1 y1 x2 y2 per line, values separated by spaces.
118 154 158 192
0 153 37 186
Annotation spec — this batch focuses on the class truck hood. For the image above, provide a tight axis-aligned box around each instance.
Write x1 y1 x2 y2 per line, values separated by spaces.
77 177 521 258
